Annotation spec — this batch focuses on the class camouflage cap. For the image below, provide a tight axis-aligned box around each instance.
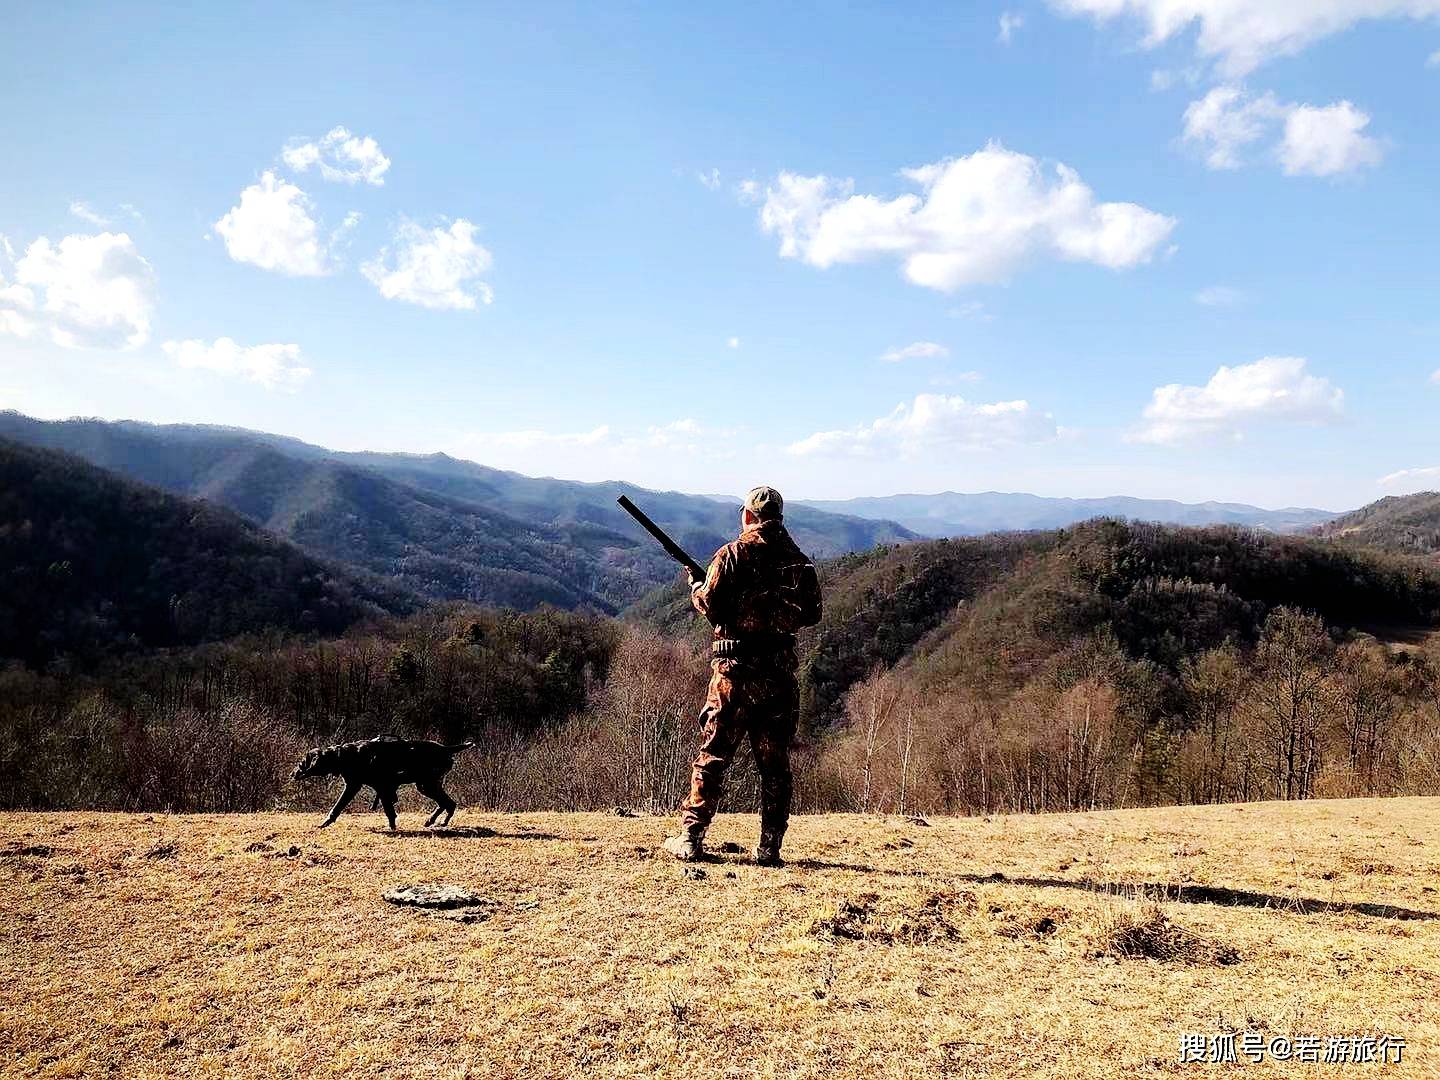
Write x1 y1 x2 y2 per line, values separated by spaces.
744 485 784 521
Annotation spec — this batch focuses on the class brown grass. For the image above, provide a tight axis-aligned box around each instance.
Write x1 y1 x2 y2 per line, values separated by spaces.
2 797 1438 1078
1084 895 1239 965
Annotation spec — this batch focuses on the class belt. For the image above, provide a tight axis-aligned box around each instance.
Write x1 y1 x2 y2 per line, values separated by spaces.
712 633 796 659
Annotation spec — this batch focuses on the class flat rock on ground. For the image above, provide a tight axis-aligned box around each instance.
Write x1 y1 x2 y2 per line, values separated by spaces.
382 883 490 909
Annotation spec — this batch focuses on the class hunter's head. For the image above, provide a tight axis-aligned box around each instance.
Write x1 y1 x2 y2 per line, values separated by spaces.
741 485 783 529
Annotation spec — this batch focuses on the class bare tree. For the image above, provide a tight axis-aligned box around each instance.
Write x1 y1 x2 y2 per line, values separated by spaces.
1245 608 1334 800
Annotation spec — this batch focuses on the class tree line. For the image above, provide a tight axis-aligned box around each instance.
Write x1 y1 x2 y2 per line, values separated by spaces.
4 602 1438 816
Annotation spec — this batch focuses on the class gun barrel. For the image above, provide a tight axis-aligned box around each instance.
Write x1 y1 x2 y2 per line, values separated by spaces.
616 495 706 581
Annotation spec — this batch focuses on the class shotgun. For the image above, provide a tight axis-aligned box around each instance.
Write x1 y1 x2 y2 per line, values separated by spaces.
616 494 707 583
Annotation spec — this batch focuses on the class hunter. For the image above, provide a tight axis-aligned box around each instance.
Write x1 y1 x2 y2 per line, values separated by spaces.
663 485 823 867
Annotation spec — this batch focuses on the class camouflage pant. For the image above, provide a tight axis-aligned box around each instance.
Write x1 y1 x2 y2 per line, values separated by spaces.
680 658 798 846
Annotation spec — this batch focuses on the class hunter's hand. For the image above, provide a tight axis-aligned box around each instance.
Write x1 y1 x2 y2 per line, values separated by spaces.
687 569 704 587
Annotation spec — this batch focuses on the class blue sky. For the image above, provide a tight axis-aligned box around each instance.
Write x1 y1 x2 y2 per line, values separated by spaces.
3 2 1439 510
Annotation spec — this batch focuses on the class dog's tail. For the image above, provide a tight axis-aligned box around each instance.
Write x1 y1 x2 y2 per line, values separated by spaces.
443 741 476 754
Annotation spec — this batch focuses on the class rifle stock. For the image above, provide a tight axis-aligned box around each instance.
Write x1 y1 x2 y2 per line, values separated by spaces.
616 495 707 582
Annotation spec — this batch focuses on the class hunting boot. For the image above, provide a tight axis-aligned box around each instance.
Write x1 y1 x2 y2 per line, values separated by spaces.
754 833 784 868
662 829 705 862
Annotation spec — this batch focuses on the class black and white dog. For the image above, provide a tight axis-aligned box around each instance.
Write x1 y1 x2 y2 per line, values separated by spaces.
294 736 473 830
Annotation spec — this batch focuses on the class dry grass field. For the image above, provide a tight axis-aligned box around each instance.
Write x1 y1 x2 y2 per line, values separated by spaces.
3 798 1438 1079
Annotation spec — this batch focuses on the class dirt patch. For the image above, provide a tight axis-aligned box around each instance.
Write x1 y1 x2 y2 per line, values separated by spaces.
810 889 974 944
1340 854 1396 876
4 843 56 858
987 901 1064 940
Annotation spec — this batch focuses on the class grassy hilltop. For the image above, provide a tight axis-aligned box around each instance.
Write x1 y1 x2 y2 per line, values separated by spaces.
4 799 1437 1079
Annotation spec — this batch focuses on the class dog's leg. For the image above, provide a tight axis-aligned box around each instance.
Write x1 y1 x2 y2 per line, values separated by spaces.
319 780 362 828
376 787 398 831
433 782 457 827
417 781 450 827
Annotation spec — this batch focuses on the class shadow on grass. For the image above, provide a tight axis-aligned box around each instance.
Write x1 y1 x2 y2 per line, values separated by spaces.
953 873 1439 922
773 861 1437 920
786 858 927 875
373 825 567 841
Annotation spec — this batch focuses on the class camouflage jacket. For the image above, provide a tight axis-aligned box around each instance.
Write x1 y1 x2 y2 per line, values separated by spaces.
690 519 823 642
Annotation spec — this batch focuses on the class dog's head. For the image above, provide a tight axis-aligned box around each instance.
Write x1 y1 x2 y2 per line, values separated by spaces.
294 746 340 780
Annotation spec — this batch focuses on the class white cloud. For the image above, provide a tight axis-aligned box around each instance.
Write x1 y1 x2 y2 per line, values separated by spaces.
1378 465 1440 488
698 168 721 190
1133 356 1343 444
3 232 155 349
1182 85 1285 168
930 370 984 386
69 201 111 227
163 337 312 391
1429 47 1440 65
788 393 1057 457
1279 101 1384 176
880 341 950 362
947 300 994 322
214 171 331 276
329 210 363 257
998 11 1024 42
457 425 613 454
1182 86 1383 175
282 126 391 186
758 144 1176 292
727 336 740 349
1150 66 1203 90
1052 0 1440 77
627 418 722 454
736 179 762 204
0 275 36 338
457 418 730 458
448 418 738 479
1194 284 1245 306
361 218 494 310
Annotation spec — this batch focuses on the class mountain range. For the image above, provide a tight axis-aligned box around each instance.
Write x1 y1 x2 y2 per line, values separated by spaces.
799 491 1338 538
0 412 914 613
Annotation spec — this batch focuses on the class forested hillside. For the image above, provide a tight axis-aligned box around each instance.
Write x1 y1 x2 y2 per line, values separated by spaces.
0 412 916 610
6 508 1440 815
795 521 1440 812
1315 491 1440 557
0 439 414 668
628 519 1440 814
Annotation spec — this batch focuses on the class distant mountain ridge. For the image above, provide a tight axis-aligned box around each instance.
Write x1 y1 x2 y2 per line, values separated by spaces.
799 490 1338 537
0 412 916 612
